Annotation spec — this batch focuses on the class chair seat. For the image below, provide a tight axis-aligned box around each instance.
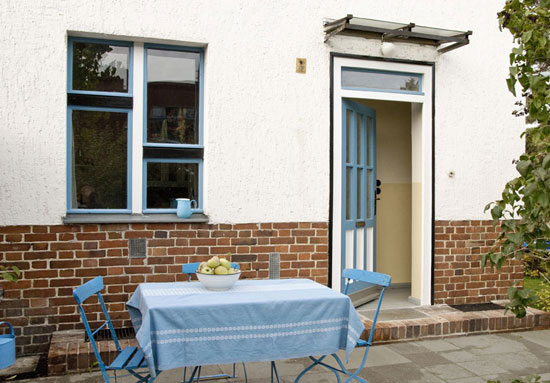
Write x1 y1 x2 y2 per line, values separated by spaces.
108 346 146 370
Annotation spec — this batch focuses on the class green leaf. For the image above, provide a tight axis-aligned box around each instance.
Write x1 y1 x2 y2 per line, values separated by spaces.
516 160 531 176
507 232 524 245
491 205 503 219
507 77 517 96
508 287 518 300
523 30 533 42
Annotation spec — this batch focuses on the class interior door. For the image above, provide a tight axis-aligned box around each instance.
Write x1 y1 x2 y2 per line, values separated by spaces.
341 99 379 306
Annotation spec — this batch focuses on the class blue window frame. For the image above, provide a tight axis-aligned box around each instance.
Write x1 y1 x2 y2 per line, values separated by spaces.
142 44 204 212
67 38 204 215
341 67 424 95
67 37 134 213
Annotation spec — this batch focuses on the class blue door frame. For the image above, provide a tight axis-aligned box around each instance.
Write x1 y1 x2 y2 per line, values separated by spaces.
341 99 376 296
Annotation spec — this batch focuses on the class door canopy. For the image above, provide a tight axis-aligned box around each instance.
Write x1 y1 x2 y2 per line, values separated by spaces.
324 15 472 54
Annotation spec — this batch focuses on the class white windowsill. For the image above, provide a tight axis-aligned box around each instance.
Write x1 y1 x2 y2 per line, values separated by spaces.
62 213 209 224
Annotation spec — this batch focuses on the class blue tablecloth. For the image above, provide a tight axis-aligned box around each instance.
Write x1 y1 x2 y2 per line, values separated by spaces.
126 279 365 375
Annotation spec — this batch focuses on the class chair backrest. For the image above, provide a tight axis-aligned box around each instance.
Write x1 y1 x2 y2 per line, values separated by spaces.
73 276 121 368
182 262 240 281
342 268 391 346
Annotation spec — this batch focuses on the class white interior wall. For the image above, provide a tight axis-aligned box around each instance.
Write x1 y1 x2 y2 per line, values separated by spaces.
0 0 524 225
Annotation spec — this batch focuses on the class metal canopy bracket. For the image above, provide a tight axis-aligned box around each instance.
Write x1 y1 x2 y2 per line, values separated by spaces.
324 15 472 54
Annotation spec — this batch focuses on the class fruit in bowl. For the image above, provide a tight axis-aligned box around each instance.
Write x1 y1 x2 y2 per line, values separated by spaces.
196 256 240 290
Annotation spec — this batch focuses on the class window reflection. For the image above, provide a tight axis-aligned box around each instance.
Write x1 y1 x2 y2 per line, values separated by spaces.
72 42 129 92
71 110 128 209
342 68 421 93
146 49 200 145
146 162 198 209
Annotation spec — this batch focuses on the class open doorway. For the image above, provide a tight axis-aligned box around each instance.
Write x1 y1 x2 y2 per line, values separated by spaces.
331 55 433 307
356 99 416 309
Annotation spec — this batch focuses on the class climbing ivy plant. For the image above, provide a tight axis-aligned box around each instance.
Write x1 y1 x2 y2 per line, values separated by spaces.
483 0 550 318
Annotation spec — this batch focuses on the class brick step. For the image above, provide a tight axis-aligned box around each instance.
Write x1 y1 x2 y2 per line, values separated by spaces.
359 304 550 343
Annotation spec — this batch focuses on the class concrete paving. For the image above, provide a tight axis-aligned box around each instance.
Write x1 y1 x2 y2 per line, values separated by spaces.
15 330 550 383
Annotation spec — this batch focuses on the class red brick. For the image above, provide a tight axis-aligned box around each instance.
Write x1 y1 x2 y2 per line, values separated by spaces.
99 240 128 249
50 225 81 234
51 242 82 251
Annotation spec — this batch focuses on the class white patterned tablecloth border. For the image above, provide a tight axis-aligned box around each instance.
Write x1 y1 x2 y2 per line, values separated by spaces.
153 317 349 335
156 325 349 344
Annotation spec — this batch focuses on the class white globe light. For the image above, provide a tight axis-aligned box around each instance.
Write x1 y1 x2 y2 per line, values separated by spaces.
381 41 395 56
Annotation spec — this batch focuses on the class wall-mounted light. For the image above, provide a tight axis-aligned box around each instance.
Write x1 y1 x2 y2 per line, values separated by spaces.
380 40 395 56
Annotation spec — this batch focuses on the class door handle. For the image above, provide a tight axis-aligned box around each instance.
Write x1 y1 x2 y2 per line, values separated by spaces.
356 221 366 228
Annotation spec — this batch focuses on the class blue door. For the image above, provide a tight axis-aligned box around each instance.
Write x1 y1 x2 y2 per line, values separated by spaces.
341 99 378 305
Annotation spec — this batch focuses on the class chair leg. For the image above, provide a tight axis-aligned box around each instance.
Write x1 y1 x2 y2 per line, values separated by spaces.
295 355 342 383
271 361 280 383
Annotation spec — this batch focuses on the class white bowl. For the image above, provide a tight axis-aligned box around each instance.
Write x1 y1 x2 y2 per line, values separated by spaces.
196 271 241 291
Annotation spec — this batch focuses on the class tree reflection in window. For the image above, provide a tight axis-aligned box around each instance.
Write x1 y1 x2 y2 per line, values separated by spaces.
72 42 129 93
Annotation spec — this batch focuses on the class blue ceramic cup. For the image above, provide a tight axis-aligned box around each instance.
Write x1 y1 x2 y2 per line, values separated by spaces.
176 198 197 218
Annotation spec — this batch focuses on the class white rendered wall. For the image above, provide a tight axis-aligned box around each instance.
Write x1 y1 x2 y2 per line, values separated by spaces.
0 0 523 225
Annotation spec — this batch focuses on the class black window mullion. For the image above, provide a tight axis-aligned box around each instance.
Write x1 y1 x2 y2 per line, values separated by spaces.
143 147 203 159
68 94 133 109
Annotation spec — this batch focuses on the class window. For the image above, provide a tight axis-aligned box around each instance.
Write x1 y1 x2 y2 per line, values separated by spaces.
67 38 204 215
341 67 423 94
142 45 203 212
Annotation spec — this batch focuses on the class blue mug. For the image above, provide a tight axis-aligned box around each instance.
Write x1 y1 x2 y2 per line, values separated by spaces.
176 198 197 218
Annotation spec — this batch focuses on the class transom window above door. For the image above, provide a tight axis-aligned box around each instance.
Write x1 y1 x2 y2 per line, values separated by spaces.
341 67 423 95
67 37 204 216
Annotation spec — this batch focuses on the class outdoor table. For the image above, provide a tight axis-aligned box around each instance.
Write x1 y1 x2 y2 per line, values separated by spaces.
126 278 365 378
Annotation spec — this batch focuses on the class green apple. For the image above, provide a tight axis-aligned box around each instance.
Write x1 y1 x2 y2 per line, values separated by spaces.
220 258 231 270
197 261 208 272
214 265 228 275
207 256 220 268
201 266 214 275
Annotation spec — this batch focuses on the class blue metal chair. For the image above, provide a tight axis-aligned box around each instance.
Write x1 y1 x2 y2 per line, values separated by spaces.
73 276 157 383
181 262 248 383
295 269 391 383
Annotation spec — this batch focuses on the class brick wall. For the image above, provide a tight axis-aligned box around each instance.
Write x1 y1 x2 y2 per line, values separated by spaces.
0 221 328 357
433 220 523 305
0 218 524 359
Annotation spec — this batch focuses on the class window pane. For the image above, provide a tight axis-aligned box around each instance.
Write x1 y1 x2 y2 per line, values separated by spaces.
71 110 128 209
357 168 362 219
366 169 372 218
346 167 351 220
356 114 362 165
146 162 198 209
366 118 372 167
147 49 200 145
346 109 352 163
342 68 421 93
72 42 129 92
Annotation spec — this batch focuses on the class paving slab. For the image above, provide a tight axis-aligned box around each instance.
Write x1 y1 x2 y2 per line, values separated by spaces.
425 364 477 380
440 350 479 363
419 339 461 352
457 360 508 376
484 350 548 374
0 356 39 378
387 340 430 355
404 351 453 367
511 329 550 348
